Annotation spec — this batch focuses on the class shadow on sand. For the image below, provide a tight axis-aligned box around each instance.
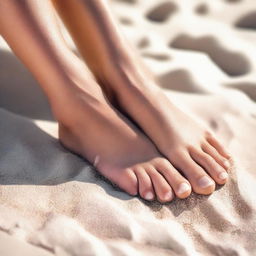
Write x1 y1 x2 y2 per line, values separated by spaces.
0 49 54 121
0 49 211 215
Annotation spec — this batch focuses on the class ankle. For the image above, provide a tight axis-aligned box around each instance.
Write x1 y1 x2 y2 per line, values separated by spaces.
47 69 106 123
99 53 157 91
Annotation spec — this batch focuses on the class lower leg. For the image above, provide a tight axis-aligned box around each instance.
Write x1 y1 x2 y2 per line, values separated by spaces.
53 0 231 195
0 0 191 202
0 0 106 119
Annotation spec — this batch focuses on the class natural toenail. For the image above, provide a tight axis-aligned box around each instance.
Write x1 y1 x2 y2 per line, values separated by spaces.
224 160 230 169
145 192 154 200
219 172 228 180
177 183 190 195
198 176 214 188
164 191 173 201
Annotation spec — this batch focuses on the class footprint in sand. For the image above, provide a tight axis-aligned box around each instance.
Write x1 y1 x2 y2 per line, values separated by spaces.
224 0 241 3
119 16 133 25
224 82 256 102
170 34 251 77
114 0 137 4
235 11 256 30
158 69 200 93
195 3 209 15
146 2 177 23
137 37 150 48
142 52 171 61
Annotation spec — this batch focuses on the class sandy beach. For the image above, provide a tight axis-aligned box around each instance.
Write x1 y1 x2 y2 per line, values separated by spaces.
0 0 256 255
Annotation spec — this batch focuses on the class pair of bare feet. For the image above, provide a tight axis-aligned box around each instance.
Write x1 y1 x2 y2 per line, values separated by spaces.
0 0 230 203
54 52 231 203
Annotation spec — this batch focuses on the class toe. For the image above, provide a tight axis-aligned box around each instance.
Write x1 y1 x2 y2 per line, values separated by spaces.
171 151 215 195
206 133 231 159
153 158 191 199
189 147 228 185
202 142 231 171
134 167 155 201
147 166 174 203
111 168 138 196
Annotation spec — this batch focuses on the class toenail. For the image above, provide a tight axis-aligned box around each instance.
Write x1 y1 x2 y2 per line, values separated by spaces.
226 152 232 159
164 191 173 201
144 192 154 200
198 176 215 188
219 172 228 180
224 160 230 169
177 183 191 195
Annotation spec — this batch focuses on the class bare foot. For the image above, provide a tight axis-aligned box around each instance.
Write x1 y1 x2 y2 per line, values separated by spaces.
97 62 231 195
48 0 230 196
52 67 192 203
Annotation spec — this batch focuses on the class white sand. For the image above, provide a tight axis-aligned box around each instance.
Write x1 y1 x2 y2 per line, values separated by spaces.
0 0 256 255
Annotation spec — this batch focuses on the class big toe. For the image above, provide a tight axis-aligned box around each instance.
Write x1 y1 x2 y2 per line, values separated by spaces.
205 132 231 160
202 142 231 171
171 151 215 195
189 146 229 185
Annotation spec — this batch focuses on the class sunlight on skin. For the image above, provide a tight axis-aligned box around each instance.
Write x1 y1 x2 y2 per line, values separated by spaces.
0 0 231 203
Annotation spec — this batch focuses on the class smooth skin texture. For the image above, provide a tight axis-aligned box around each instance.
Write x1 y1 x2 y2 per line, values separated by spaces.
52 0 231 195
0 0 230 202
0 0 191 203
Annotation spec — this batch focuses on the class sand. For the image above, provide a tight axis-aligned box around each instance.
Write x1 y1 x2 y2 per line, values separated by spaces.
0 0 256 255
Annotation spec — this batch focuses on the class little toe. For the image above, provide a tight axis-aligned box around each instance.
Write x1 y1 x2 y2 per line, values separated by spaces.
202 142 231 171
147 167 174 203
134 167 155 201
153 158 191 199
172 151 215 195
189 147 228 185
206 133 231 159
